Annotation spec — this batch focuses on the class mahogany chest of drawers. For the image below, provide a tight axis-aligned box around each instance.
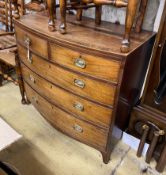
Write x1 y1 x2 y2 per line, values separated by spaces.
14 14 155 163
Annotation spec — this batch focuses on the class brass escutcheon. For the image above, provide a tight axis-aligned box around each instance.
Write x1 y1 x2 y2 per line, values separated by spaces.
74 57 86 69
73 102 84 111
73 124 83 133
74 79 85 88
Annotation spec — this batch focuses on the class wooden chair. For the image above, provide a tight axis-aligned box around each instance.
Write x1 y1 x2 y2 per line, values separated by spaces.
47 0 149 53
0 0 22 86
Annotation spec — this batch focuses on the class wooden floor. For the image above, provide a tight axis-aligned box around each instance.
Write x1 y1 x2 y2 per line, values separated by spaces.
0 83 164 175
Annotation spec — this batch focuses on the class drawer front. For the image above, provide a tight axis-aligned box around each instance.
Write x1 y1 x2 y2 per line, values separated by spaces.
22 64 113 128
25 83 108 151
15 25 48 58
18 45 117 106
50 43 121 83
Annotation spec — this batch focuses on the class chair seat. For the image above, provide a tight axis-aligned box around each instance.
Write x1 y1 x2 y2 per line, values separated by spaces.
0 49 16 67
0 34 16 50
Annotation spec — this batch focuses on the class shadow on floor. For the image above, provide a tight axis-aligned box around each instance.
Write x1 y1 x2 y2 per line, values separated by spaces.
0 139 55 175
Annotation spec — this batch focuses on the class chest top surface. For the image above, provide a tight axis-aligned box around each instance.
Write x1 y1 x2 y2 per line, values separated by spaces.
14 13 155 60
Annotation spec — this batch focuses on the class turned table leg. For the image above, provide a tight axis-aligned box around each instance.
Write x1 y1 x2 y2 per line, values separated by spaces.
59 0 67 34
121 0 139 53
137 124 149 157
146 130 165 163
156 142 166 173
47 0 56 31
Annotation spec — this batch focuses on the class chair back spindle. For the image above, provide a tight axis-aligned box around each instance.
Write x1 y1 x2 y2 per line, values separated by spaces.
0 0 21 32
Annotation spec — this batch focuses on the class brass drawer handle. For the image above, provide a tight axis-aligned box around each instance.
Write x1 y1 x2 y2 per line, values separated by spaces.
74 58 86 69
29 74 35 83
24 37 31 47
73 124 83 133
24 37 32 64
73 102 84 111
32 96 38 103
27 52 32 64
74 79 85 89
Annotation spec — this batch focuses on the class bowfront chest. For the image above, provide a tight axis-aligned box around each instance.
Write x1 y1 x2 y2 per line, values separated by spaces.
14 13 155 163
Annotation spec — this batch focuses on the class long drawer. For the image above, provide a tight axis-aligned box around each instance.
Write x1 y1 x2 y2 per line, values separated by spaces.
18 45 117 106
50 43 121 83
25 83 108 151
15 26 48 58
22 64 113 128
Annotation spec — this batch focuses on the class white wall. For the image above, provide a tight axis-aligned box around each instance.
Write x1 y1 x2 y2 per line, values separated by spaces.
153 0 166 31
83 0 165 32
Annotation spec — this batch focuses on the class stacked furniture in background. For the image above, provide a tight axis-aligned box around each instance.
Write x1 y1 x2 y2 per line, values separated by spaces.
0 0 24 86
0 0 46 86
128 1 166 173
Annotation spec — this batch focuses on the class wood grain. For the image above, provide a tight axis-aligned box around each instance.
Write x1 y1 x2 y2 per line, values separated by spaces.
25 83 108 151
21 64 113 128
18 45 117 106
15 25 48 58
50 42 121 83
14 13 155 164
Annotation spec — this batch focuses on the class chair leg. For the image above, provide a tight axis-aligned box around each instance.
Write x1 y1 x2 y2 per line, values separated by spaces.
3 73 18 85
20 0 25 15
59 0 67 34
47 0 56 31
95 5 102 25
121 0 139 53
135 0 149 33
76 9 83 21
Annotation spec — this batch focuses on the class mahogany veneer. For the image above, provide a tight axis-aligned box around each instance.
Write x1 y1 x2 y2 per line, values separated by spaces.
14 13 155 163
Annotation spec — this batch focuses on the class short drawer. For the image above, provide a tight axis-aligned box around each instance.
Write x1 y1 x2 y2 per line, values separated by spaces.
19 45 117 106
22 65 113 128
50 43 121 83
25 83 108 151
15 25 48 58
